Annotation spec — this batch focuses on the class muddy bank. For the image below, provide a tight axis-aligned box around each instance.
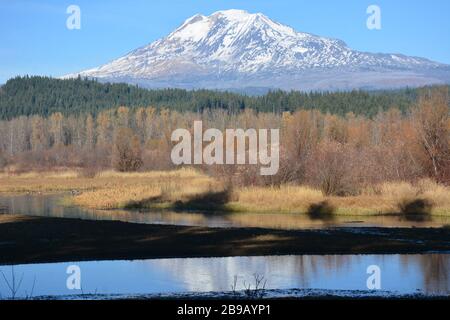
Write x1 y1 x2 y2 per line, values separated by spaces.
1 215 450 265
31 289 450 300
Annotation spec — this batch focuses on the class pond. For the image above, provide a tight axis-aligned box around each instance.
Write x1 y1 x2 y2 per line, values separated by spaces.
0 254 448 299
1 194 449 299
0 194 449 230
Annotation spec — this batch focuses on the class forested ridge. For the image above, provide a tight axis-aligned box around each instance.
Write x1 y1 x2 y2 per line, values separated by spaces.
0 84 449 188
1 76 446 120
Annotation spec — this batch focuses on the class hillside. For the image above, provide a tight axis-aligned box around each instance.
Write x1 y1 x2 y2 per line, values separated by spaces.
0 76 445 120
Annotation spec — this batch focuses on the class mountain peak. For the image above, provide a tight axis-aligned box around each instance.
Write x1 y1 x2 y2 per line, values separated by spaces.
170 9 278 43
211 9 251 17
64 10 449 91
209 9 274 26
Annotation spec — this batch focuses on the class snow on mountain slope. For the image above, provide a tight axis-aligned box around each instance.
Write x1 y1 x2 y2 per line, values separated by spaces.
64 9 450 91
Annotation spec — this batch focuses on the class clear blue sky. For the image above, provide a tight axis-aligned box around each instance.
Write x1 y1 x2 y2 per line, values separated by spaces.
1 0 449 84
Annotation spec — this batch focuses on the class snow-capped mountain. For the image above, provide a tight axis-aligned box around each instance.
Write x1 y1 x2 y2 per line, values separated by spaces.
65 9 450 91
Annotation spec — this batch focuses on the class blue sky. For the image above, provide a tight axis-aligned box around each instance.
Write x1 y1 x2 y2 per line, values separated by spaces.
1 0 449 84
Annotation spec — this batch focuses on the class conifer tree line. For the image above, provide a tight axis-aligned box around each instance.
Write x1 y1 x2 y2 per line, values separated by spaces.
0 86 448 194
1 76 442 119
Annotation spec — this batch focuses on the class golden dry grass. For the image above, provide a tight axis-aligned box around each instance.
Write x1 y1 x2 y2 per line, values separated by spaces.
360 179 450 215
0 170 98 193
1 170 450 215
232 183 419 215
0 168 217 209
229 185 323 213
73 169 219 209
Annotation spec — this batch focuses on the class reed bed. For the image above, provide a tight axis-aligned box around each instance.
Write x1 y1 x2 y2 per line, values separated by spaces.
1 170 450 215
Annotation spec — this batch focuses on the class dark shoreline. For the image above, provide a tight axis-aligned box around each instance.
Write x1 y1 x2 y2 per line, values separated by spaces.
30 290 450 300
1 215 450 265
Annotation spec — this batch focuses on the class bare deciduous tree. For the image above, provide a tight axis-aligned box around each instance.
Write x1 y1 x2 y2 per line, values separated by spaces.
412 88 450 183
112 127 143 172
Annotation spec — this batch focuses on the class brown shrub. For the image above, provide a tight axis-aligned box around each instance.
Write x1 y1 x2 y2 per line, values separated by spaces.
305 141 360 196
306 201 336 221
112 127 143 172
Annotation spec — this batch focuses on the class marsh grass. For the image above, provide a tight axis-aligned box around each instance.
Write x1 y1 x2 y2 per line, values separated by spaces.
234 186 323 213
73 169 219 210
1 170 450 216
358 180 450 217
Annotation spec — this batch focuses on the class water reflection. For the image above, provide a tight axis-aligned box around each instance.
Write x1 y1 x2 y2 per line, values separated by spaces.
0 255 448 298
414 255 449 293
1 194 450 230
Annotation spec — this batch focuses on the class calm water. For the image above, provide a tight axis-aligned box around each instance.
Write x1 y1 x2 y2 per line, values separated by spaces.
1 194 450 229
1 194 449 299
0 255 449 298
